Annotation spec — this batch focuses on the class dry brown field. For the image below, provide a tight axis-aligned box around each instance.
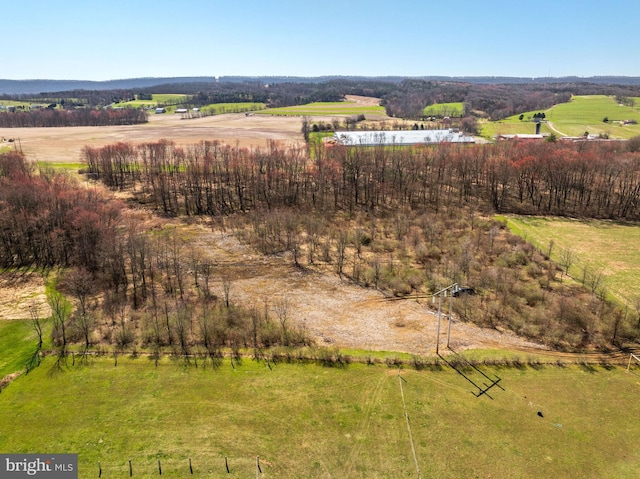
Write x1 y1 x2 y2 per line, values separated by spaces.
1 112 306 164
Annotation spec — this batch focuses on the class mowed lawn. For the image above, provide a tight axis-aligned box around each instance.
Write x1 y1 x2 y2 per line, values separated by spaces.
1 354 639 478
481 95 640 139
503 216 640 306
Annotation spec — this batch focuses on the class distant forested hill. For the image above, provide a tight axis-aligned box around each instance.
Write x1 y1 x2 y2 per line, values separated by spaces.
0 77 217 95
2 76 640 95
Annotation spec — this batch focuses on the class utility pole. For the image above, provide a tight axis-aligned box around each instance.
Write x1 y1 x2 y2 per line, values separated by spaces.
433 283 457 354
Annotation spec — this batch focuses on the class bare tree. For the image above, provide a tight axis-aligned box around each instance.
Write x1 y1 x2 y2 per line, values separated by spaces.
26 302 43 371
222 276 232 308
336 231 348 278
64 268 95 350
583 265 606 297
558 248 575 281
48 289 70 353
273 297 290 345
28 303 43 351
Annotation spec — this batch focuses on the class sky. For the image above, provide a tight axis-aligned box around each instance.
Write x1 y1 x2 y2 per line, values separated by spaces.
3 0 639 81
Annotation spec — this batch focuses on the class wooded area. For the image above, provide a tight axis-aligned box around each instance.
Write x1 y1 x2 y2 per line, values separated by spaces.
0 108 147 127
3 136 640 355
83 139 640 221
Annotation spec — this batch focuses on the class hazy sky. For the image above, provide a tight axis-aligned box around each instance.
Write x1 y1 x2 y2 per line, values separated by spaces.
4 0 639 80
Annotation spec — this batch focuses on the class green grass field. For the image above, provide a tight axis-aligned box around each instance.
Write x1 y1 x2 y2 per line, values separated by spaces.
0 100 41 109
37 161 85 172
501 216 640 306
422 102 464 117
200 102 266 115
258 101 386 117
480 95 640 139
0 319 44 378
1 353 639 479
480 120 556 138
115 94 189 109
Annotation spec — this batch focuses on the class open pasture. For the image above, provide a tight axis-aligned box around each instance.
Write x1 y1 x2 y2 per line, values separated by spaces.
422 102 464 117
115 94 189 109
480 120 554 138
502 215 640 306
258 95 386 117
545 95 640 137
200 102 266 114
482 95 640 139
0 355 639 478
113 94 190 112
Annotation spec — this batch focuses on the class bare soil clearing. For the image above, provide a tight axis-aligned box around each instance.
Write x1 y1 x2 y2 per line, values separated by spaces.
344 95 382 107
0 273 50 320
189 224 547 355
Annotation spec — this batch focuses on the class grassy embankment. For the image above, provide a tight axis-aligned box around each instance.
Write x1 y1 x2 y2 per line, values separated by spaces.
0 353 639 479
501 215 640 307
481 95 640 139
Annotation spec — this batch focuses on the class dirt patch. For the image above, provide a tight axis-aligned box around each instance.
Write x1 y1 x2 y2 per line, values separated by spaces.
344 95 381 107
0 273 50 320
0 371 22 389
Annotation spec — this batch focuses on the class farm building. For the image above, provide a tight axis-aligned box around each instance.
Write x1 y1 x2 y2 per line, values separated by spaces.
494 133 546 142
333 129 475 146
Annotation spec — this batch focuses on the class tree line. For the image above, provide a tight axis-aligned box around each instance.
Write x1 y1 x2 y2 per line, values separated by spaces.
0 108 147 127
83 139 640 221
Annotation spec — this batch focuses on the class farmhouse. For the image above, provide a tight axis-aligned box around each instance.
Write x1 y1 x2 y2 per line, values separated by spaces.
334 129 475 146
175 108 188 114
155 107 166 114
